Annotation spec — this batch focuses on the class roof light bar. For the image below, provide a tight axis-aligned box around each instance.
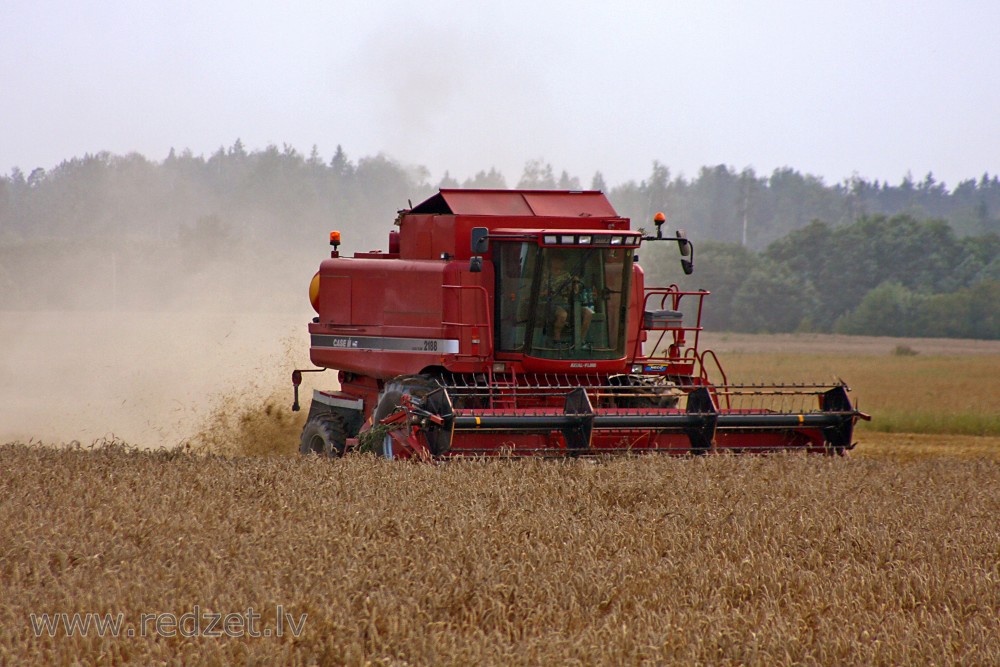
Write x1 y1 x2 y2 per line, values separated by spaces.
537 233 641 246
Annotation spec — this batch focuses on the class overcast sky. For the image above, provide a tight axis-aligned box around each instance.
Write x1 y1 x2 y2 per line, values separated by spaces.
2 1 998 189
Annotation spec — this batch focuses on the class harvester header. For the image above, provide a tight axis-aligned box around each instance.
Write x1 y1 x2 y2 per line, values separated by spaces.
293 188 866 459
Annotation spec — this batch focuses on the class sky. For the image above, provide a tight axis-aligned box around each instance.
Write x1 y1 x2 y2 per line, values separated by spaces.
2 0 999 189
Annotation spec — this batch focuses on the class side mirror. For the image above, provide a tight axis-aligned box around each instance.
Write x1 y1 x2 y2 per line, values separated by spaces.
469 256 483 273
676 229 692 257
471 227 490 254
681 258 694 275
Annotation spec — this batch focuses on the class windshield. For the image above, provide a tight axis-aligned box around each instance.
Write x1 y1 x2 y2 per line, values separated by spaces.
495 243 632 360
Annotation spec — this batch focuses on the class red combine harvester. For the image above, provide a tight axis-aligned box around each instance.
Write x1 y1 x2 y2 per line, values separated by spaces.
292 189 866 459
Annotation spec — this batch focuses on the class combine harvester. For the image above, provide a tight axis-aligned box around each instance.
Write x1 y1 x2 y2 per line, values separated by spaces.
292 189 866 459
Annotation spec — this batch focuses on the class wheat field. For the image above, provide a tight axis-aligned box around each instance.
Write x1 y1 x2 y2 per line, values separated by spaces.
2 443 998 665
3 321 1000 664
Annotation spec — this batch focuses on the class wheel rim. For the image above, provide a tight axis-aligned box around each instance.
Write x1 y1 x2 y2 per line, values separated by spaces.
308 433 327 454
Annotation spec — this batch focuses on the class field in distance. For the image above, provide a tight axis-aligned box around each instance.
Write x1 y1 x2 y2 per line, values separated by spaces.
698 331 1000 357
693 332 1000 442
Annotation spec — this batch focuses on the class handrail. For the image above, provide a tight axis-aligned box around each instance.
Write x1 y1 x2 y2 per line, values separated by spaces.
698 348 730 409
442 284 494 359
638 286 710 365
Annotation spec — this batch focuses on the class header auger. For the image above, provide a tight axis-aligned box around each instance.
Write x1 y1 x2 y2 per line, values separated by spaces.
292 189 867 459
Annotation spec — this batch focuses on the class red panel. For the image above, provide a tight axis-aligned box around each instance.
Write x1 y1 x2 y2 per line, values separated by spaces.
522 192 618 218
398 214 457 259
430 189 618 218
351 274 384 325
438 190 534 216
319 275 351 325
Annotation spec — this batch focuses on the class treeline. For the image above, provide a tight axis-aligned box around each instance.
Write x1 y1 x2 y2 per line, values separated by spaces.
0 143 435 310
0 142 432 252
643 215 1000 339
514 160 1000 247
4 142 1000 250
1 142 998 337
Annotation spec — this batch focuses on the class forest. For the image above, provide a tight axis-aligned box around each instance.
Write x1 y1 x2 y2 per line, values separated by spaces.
1 142 998 338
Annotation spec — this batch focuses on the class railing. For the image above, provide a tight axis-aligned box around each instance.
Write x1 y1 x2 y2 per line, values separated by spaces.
635 285 710 369
434 371 852 415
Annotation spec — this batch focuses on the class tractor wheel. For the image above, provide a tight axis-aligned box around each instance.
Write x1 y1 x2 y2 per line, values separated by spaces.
370 375 445 458
372 375 441 423
299 413 347 457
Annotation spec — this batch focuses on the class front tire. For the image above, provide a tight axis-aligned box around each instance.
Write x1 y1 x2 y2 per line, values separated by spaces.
299 414 347 456
371 375 448 457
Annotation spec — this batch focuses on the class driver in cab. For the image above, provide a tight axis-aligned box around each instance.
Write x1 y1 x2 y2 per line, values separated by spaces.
543 252 594 346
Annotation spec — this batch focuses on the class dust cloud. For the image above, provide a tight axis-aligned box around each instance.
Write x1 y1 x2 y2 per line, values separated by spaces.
0 246 331 451
0 145 413 452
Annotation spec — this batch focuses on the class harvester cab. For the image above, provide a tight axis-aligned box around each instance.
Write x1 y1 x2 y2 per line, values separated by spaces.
293 189 866 459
